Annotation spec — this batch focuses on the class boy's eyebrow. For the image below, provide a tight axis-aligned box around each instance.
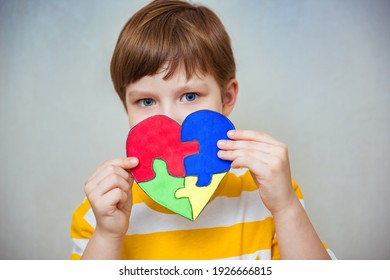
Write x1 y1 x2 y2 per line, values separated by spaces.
126 90 152 96
126 80 210 96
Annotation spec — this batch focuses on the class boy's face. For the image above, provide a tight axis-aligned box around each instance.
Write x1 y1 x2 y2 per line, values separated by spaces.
125 64 238 128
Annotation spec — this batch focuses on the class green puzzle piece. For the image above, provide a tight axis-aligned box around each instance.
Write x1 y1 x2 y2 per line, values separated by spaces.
138 159 193 220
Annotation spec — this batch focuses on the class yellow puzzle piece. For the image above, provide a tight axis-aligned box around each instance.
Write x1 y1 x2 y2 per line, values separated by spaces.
175 172 226 220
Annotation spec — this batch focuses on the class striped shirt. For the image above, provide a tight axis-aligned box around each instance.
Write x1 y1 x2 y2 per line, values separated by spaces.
70 168 334 259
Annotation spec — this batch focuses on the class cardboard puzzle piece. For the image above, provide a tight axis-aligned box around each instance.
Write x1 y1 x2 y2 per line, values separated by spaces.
181 110 235 186
126 115 199 183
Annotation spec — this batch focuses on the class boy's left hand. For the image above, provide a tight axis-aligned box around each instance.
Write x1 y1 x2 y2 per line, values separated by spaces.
217 129 296 215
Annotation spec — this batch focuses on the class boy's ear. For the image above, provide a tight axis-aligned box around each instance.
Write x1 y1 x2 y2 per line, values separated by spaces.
222 79 239 117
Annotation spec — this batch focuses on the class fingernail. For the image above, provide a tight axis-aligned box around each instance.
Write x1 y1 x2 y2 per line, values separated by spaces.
217 140 227 146
227 130 235 137
128 157 138 164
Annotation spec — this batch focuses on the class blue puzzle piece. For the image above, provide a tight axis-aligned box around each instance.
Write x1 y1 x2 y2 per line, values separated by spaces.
181 110 235 187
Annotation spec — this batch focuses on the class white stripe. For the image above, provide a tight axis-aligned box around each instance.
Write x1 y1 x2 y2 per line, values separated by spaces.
128 190 271 235
327 249 337 260
221 249 271 260
84 208 96 229
259 249 272 260
222 248 335 260
83 194 303 236
71 238 89 256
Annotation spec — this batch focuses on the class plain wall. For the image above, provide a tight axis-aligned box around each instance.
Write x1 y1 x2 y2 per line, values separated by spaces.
0 0 389 259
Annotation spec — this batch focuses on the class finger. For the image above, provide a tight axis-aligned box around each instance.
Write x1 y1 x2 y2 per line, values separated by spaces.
224 149 290 181
87 173 131 202
229 153 270 178
85 164 132 194
227 130 285 147
87 157 138 183
217 139 289 163
85 168 129 197
217 139 275 154
88 157 138 183
218 149 274 166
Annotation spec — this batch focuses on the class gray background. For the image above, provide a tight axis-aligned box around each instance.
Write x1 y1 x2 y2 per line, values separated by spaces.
0 0 389 259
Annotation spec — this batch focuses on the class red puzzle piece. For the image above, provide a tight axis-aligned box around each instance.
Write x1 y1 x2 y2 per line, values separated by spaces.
126 115 199 183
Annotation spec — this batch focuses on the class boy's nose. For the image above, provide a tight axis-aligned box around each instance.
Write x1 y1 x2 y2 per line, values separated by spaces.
161 106 184 125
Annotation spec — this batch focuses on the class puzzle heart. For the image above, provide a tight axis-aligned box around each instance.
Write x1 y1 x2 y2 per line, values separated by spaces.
126 110 235 220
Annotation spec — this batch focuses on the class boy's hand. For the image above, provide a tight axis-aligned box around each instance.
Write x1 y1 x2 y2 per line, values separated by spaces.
84 157 139 240
218 130 331 259
217 130 296 215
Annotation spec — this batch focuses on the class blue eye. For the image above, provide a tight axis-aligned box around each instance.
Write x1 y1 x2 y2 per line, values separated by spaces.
182 92 198 102
139 98 155 107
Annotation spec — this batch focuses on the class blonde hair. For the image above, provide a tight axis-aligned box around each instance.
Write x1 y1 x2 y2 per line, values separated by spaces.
110 0 236 109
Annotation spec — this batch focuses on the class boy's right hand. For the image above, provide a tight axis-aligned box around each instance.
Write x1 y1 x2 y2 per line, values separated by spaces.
84 157 139 241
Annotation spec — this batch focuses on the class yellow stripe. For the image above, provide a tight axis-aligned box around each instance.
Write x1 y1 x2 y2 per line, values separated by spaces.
217 170 258 197
271 236 281 260
291 178 303 200
214 171 303 200
120 218 275 260
70 253 81 260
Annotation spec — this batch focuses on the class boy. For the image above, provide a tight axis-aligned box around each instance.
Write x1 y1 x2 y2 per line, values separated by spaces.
71 0 333 260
